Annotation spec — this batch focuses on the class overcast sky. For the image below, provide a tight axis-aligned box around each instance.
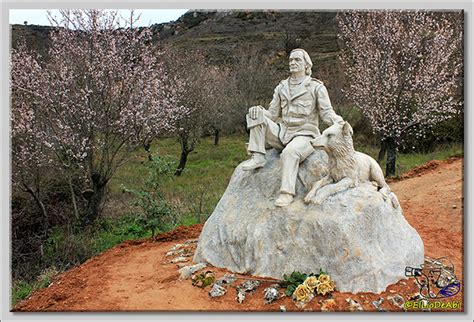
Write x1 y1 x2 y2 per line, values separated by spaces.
9 9 189 27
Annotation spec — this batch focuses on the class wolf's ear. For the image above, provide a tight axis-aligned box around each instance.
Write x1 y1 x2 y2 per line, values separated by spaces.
342 122 353 136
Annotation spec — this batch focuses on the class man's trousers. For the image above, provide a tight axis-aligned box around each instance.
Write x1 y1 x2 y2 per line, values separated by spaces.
247 116 314 195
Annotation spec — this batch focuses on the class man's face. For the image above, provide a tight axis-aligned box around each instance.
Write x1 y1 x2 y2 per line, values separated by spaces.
289 51 306 75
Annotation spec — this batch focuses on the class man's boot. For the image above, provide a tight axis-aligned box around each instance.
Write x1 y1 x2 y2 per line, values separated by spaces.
275 193 294 207
242 153 266 171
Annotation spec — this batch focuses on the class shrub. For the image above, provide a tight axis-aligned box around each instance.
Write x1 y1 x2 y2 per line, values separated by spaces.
11 168 86 281
11 267 59 305
123 156 178 237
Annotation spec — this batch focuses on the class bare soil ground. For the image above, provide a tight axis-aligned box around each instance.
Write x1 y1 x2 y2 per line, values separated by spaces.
13 158 464 312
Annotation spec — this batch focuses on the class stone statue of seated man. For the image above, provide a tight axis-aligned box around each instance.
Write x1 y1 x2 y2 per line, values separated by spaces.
194 49 424 294
241 48 344 207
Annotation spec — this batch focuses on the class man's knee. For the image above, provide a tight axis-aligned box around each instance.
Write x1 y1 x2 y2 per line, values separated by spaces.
281 145 299 160
281 138 313 161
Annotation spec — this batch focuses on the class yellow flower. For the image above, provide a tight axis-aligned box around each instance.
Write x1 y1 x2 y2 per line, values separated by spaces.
318 274 331 284
293 284 312 302
303 276 320 291
316 280 336 296
316 282 332 295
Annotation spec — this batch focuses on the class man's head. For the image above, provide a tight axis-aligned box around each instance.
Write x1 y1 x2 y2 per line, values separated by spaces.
289 48 312 76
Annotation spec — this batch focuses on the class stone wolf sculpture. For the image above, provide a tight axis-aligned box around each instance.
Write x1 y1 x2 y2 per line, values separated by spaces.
304 121 399 208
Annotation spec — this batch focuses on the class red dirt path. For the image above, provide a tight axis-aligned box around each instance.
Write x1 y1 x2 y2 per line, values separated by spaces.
13 158 464 312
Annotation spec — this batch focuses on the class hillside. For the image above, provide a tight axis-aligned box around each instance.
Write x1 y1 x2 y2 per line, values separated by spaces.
154 11 339 65
11 10 340 68
10 24 52 58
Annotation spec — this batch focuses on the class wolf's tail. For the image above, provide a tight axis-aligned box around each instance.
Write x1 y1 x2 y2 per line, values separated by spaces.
388 192 400 208
379 186 400 209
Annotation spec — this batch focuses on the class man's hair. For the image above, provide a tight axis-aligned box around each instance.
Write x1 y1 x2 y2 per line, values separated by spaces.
290 48 313 76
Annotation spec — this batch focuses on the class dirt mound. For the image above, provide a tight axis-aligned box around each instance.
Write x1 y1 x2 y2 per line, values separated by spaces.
153 223 203 242
13 158 464 312
391 157 462 181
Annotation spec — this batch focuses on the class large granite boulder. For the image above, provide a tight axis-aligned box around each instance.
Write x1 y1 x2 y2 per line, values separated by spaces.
193 149 424 293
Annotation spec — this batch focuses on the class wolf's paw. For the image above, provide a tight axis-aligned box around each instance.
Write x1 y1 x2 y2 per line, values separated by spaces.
310 195 324 205
304 192 315 204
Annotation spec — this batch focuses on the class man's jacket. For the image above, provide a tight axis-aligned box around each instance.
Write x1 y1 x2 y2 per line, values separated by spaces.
265 76 343 145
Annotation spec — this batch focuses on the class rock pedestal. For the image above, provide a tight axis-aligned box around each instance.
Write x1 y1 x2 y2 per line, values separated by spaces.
193 149 424 293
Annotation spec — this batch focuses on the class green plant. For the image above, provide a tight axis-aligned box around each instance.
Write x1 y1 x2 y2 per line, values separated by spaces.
123 156 177 237
40 214 151 274
281 271 309 296
11 280 34 305
191 271 216 288
36 267 58 286
178 214 200 226
281 269 326 296
11 267 59 305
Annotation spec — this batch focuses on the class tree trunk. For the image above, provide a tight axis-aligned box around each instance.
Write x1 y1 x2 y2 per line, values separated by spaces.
83 172 107 225
24 185 48 226
175 149 190 176
213 128 220 146
175 135 192 176
377 139 387 164
144 139 152 161
68 176 80 221
385 137 397 177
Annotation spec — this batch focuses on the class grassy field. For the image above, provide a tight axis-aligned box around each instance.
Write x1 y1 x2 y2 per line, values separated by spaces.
108 134 463 222
108 135 249 222
355 142 463 176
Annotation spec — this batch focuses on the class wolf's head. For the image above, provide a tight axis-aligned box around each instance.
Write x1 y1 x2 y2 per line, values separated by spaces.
310 121 354 155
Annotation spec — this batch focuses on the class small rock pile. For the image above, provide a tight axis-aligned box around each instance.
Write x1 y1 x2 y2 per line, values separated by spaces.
165 241 410 311
164 239 199 265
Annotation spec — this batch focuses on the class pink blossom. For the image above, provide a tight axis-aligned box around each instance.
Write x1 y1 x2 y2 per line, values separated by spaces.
337 10 463 142
11 9 187 196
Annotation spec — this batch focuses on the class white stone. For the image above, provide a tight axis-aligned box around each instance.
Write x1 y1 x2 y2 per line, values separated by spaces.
166 248 184 257
209 283 227 298
169 244 185 251
263 286 280 304
215 273 237 285
387 294 405 309
178 263 207 280
170 256 188 264
236 290 246 304
238 280 260 292
346 297 363 311
372 297 386 311
193 149 424 294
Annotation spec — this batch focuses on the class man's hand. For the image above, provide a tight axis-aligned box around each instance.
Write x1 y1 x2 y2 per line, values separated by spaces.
248 105 264 120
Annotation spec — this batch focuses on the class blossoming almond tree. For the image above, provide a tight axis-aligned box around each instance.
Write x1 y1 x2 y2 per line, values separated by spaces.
206 65 239 146
11 48 52 222
162 47 234 175
11 9 186 224
337 10 463 176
